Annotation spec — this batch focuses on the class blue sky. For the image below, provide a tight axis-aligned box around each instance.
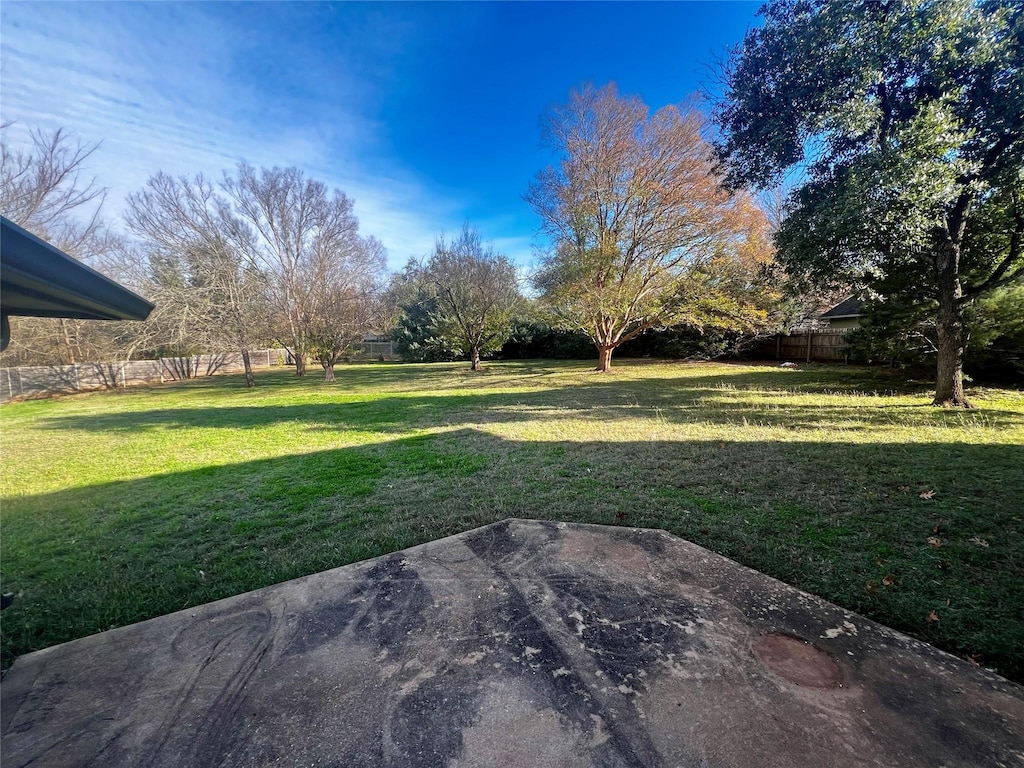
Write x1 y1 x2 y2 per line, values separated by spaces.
1 2 762 271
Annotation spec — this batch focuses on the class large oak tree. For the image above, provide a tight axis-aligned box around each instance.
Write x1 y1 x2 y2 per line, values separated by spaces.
715 0 1023 407
527 83 776 372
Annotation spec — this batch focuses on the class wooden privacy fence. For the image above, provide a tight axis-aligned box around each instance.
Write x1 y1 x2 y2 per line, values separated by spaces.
0 341 396 402
751 330 851 363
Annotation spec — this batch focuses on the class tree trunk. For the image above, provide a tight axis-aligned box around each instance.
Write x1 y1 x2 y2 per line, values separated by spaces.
596 345 614 372
933 243 972 408
59 319 76 365
241 348 255 388
322 358 336 382
294 353 306 377
470 347 481 371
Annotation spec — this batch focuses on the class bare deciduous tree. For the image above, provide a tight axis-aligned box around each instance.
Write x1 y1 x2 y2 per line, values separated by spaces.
526 83 776 372
221 164 383 377
125 173 268 386
0 124 106 254
0 124 125 366
424 225 522 371
309 237 386 381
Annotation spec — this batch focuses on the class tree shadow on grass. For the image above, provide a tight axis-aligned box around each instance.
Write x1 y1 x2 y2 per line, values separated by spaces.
135 360 577 398
32 378 1024 435
2 428 1022 683
69 359 1022 411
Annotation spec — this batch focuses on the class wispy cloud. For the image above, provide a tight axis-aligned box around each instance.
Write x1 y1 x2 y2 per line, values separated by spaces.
0 2 465 270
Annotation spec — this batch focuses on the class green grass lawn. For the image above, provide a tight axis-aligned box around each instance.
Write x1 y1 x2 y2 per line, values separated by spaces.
2 360 1022 682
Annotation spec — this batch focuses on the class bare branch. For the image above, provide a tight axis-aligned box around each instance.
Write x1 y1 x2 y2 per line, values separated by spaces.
0 125 107 250
220 164 386 378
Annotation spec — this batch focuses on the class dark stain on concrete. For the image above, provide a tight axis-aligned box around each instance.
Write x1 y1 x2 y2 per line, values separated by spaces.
872 675 1019 766
464 518 524 563
632 528 668 557
478 573 659 767
390 675 479 767
287 554 432 658
550 571 705 699
354 555 433 653
282 591 360 657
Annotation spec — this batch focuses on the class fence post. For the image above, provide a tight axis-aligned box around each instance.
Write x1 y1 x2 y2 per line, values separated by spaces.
806 332 812 363
120 362 127 388
74 363 81 391
7 369 12 400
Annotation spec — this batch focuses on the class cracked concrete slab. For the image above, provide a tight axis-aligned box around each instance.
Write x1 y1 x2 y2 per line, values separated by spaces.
2 519 1022 767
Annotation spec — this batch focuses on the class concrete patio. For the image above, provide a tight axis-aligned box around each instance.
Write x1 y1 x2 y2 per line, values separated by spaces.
2 519 1022 767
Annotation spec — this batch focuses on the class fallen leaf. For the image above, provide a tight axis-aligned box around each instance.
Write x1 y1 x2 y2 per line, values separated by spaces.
926 611 939 622
882 574 896 587
865 581 878 594
968 655 981 667
932 523 941 534
919 490 936 500
927 536 942 547
897 485 910 492
969 537 990 548
614 511 627 522
874 556 885 566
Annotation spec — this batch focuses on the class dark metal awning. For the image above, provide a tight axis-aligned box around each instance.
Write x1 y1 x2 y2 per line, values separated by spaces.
0 216 154 350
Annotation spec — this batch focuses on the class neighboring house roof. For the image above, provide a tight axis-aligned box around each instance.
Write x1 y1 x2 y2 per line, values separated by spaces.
820 296 864 320
0 216 155 350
